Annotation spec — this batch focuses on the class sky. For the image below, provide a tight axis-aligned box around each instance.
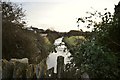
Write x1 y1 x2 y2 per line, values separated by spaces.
6 0 120 32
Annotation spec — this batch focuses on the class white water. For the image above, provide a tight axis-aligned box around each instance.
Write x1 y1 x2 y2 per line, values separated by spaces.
46 37 71 73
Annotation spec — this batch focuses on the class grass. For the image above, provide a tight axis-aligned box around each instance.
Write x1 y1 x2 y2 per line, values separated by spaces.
44 37 51 45
63 36 86 47
43 37 54 53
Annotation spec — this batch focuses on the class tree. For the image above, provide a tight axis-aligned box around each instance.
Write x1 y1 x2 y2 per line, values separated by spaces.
69 2 120 79
2 1 26 26
2 2 49 64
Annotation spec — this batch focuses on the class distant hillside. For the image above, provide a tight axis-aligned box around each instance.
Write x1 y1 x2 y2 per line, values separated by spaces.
63 30 91 38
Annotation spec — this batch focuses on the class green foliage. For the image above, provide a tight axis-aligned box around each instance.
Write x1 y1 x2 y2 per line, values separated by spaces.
63 36 85 48
71 40 118 78
2 2 52 64
2 22 49 64
68 2 120 79
43 37 54 52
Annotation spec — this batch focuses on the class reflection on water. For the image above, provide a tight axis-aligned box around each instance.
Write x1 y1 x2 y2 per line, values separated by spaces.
46 37 71 73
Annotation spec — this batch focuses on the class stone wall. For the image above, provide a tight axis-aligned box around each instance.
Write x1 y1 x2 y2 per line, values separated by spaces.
2 58 47 79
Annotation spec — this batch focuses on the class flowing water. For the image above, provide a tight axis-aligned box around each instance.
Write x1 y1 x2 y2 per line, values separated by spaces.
46 37 71 73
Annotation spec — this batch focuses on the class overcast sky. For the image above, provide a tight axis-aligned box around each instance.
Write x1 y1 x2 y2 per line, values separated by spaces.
8 0 120 32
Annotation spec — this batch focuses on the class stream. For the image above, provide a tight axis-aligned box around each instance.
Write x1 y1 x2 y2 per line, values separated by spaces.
46 37 71 73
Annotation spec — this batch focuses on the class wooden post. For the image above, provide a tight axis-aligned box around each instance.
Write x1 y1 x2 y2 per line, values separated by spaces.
57 56 64 78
